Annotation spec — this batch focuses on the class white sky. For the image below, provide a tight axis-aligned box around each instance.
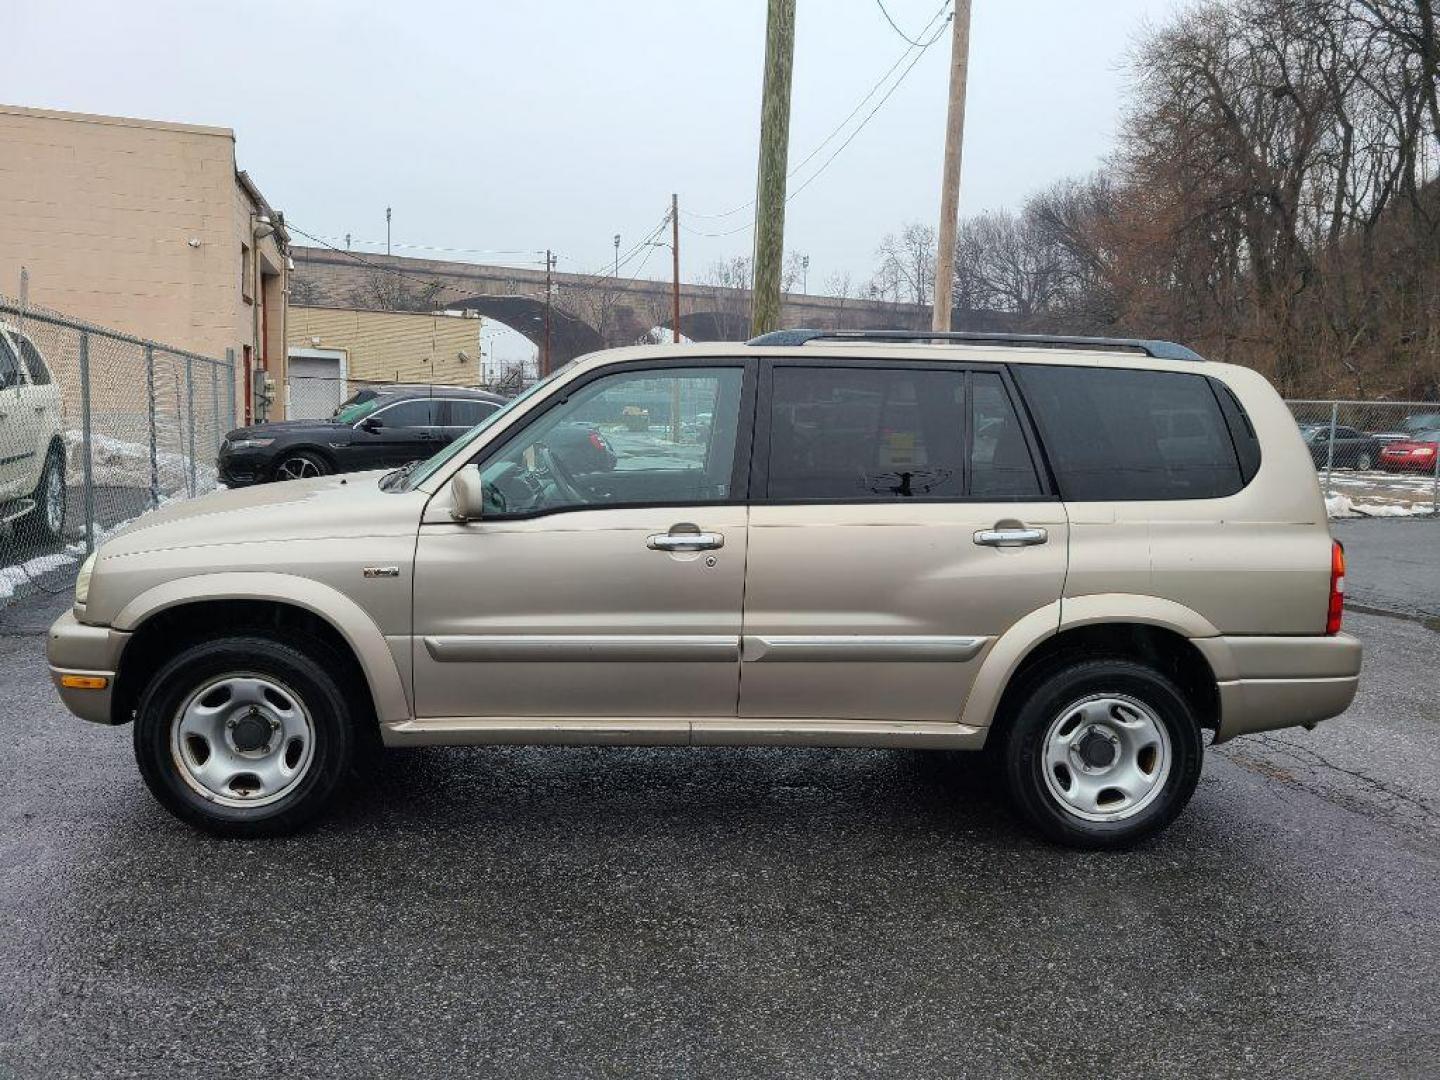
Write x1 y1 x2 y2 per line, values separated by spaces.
8 0 1183 298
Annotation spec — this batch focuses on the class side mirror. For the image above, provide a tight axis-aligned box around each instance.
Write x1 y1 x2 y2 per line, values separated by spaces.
360 416 384 433
450 467 485 522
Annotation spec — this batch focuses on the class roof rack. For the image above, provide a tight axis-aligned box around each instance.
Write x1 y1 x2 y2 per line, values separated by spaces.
744 328 1206 363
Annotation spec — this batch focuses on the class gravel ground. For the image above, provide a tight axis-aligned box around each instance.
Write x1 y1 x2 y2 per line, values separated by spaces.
1 603 1437 1078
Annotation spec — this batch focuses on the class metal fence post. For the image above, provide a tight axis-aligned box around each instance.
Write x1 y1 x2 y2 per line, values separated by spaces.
1433 440 1439 516
145 344 159 508
1323 401 1339 496
185 355 197 497
209 361 220 457
226 348 237 433
78 331 95 553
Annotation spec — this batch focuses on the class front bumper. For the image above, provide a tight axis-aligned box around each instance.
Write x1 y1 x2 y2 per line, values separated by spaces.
216 446 270 486
1195 632 1363 743
47 609 131 725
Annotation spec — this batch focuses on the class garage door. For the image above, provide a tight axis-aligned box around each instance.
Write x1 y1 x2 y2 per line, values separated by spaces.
288 354 344 419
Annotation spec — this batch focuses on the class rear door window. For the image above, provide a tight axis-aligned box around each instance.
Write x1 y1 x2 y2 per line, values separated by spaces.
16 336 51 386
1012 365 1246 500
764 365 1043 501
376 399 442 428
444 399 500 428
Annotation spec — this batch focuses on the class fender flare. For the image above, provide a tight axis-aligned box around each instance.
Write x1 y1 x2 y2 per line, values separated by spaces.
113 572 410 724
959 594 1229 730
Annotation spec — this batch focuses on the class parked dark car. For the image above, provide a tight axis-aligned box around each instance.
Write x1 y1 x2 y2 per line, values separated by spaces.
218 385 507 486
1297 423 1387 471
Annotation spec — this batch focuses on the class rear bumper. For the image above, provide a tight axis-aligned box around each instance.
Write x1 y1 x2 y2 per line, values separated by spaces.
1195 633 1362 743
46 608 130 725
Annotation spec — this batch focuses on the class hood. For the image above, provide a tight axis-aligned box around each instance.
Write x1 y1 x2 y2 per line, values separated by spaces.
97 472 426 559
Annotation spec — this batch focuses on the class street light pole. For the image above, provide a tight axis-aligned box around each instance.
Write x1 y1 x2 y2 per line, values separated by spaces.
386 206 392 257
542 248 555 378
613 233 621 277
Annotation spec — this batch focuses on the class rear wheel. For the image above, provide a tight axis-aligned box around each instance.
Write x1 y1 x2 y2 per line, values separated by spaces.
1353 450 1373 471
1000 659 1203 849
133 635 356 837
26 444 64 542
272 450 331 482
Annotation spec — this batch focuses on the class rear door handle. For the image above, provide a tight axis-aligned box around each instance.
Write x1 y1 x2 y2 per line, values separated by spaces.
648 526 724 552
974 527 1047 547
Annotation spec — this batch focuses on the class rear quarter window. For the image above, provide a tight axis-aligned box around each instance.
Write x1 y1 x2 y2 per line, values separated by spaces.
1012 364 1249 501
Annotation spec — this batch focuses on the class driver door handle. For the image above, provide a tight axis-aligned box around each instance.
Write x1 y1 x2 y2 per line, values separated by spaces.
974 527 1047 547
647 525 724 552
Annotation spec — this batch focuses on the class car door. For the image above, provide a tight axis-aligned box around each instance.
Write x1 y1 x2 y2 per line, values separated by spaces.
739 360 1068 724
355 398 446 469
0 329 35 501
412 360 753 720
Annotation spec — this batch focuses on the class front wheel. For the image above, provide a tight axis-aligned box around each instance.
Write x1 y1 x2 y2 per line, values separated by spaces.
271 450 332 482
1000 659 1203 849
133 635 356 837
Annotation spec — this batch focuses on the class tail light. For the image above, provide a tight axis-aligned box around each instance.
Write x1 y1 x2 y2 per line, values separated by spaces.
588 431 610 453
1326 540 1345 635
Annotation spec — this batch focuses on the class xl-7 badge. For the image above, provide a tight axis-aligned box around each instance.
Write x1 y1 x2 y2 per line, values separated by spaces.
362 566 400 579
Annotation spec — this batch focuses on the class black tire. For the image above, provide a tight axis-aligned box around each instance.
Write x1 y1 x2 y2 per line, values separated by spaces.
270 449 332 483
999 659 1203 850
25 443 65 543
1353 451 1373 471
133 634 356 837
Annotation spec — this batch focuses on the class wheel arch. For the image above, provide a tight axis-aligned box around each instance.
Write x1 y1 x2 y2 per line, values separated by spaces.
109 573 408 729
962 595 1225 735
271 444 339 476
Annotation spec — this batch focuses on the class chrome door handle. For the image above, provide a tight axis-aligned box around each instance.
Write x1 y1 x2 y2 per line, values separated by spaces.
974 527 1047 547
648 528 724 552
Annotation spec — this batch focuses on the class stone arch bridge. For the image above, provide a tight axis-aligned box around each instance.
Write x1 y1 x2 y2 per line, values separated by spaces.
290 246 1012 368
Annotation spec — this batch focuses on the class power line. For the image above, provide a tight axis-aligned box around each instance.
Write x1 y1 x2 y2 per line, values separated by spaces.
679 8 952 240
874 0 933 47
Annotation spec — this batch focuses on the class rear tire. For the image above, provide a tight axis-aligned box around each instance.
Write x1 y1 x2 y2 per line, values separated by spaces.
133 634 356 837
1354 451 1373 471
999 659 1203 850
26 443 65 543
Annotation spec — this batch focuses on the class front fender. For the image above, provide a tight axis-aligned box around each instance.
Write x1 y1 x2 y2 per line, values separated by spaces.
114 572 410 725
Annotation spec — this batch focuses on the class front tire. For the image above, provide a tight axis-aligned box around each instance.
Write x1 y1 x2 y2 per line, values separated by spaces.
133 635 356 837
271 450 332 482
1000 659 1203 849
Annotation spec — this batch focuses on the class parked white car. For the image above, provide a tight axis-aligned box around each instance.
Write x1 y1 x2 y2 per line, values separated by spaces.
0 321 65 540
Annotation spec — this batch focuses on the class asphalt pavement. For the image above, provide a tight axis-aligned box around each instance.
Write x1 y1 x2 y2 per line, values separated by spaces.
1 529 1438 1077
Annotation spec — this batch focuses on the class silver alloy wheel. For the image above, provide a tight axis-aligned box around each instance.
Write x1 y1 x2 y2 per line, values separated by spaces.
170 674 316 808
1041 693 1172 822
43 457 63 534
275 455 322 481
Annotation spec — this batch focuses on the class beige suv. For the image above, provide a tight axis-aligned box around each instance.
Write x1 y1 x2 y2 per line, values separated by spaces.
46 331 1361 848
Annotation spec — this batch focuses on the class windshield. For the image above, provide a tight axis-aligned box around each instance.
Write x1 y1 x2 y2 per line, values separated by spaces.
398 363 577 491
333 394 381 423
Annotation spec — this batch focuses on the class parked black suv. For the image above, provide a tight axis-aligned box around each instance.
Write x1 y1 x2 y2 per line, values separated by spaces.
218 384 507 486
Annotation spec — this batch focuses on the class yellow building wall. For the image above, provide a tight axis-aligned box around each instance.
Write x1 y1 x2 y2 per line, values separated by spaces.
287 306 482 388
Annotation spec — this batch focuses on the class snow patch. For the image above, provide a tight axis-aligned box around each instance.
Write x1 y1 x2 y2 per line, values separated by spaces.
0 552 77 600
1326 493 1434 518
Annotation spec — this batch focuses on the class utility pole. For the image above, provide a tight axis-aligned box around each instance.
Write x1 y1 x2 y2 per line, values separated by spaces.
750 0 796 336
613 233 621 277
932 1 971 333
542 248 554 378
670 194 682 442
802 254 810 294
385 206 392 257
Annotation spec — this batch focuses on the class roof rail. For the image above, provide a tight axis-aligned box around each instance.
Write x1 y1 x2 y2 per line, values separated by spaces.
744 328 1206 363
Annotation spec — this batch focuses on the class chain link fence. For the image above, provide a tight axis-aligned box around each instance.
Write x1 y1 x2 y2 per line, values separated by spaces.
0 294 234 606
1286 400 1440 517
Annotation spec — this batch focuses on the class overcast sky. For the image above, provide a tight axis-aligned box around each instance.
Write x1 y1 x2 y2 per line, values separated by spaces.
8 0 1184 295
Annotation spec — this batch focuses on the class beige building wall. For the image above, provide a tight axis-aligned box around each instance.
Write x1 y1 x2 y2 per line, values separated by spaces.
287 306 483 387
0 103 287 418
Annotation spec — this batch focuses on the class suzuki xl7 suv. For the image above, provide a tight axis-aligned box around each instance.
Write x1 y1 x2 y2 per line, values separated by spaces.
47 331 1361 848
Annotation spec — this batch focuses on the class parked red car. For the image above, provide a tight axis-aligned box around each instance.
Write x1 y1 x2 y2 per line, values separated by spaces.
1378 429 1440 473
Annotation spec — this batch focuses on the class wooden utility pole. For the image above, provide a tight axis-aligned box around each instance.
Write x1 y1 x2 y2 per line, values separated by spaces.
671 193 682 441
542 248 553 377
932 1 972 333
750 0 796 337
671 193 681 345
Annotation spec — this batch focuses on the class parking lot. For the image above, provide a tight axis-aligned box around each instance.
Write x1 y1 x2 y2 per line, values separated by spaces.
1 523 1437 1078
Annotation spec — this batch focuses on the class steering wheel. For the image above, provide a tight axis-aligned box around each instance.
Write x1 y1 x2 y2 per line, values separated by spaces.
537 443 586 504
